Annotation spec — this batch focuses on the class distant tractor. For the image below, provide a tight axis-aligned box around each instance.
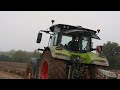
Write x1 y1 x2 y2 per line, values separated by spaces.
25 20 118 79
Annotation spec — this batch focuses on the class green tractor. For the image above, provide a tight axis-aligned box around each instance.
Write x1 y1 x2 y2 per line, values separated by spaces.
25 20 118 79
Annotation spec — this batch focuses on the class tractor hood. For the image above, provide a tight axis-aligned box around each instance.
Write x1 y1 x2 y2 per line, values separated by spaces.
69 52 109 66
49 46 109 66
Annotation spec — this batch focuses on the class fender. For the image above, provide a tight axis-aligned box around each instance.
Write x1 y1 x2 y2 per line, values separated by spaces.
43 46 71 61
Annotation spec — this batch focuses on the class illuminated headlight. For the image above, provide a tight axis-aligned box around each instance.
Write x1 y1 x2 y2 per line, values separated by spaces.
91 60 109 66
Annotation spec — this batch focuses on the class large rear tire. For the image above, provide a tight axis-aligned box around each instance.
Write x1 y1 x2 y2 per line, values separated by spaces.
39 50 67 79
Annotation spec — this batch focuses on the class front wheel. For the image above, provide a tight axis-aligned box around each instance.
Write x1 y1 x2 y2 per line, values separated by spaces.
39 50 68 79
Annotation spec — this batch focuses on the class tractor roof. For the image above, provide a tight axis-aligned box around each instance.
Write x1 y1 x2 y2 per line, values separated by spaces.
49 24 97 33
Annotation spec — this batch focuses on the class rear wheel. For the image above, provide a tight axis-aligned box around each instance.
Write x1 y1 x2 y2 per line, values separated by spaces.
39 50 67 79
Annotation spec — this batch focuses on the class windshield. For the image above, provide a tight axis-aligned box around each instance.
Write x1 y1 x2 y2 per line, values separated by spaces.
61 34 90 53
61 35 72 46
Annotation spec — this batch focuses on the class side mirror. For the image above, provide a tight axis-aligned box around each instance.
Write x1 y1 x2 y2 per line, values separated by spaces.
36 32 42 43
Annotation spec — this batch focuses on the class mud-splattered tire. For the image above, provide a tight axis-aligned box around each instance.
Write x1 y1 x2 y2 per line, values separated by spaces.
39 50 67 79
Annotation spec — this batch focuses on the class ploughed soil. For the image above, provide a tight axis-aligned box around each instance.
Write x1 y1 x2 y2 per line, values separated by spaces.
0 61 27 79
0 61 120 79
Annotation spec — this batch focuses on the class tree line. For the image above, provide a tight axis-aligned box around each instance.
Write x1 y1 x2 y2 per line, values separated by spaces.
102 41 120 70
0 50 41 63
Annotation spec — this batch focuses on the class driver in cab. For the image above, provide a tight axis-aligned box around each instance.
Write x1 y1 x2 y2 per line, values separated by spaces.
67 36 80 51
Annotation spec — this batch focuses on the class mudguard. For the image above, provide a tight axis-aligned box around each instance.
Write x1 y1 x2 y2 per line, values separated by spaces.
44 46 70 60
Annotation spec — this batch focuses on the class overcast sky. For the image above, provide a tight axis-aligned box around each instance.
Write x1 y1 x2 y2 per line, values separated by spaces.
0 11 120 51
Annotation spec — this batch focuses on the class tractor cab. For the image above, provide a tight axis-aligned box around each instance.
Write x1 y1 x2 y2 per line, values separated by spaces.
49 24 100 53
37 23 101 53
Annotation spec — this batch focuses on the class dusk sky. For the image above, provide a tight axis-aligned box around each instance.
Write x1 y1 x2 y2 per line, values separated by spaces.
0 11 120 51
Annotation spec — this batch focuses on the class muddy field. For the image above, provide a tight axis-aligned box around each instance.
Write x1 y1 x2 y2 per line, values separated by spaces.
0 61 120 79
0 61 27 79
0 70 23 79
